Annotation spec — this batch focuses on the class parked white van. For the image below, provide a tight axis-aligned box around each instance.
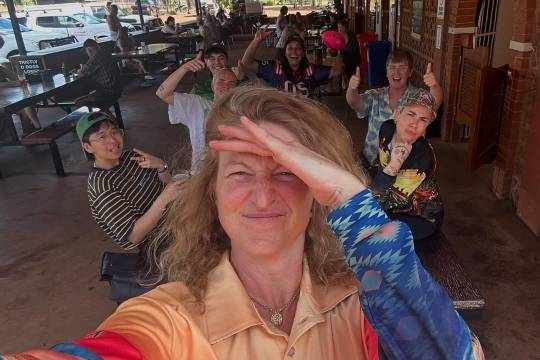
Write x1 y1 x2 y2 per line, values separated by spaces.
25 7 135 41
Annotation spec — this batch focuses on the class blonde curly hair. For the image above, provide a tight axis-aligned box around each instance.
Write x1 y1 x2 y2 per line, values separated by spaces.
152 86 368 303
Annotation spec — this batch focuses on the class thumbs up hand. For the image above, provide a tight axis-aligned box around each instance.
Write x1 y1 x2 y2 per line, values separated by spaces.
182 50 206 73
348 66 361 90
195 50 204 61
423 62 438 88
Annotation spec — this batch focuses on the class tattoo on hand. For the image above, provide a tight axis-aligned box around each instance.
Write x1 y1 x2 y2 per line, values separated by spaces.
391 144 409 165
159 85 165 92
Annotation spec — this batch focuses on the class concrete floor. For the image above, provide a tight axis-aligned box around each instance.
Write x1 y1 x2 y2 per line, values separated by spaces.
1 38 539 358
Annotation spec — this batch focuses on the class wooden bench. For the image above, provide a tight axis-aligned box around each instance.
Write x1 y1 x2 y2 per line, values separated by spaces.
20 107 90 177
415 232 485 318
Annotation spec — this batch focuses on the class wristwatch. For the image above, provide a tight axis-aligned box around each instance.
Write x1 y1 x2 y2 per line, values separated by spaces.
158 163 169 174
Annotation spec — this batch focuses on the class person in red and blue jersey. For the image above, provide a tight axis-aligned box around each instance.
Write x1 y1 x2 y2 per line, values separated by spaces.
241 29 344 97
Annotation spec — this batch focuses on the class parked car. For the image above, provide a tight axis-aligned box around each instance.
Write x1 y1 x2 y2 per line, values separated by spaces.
0 17 69 59
25 11 135 42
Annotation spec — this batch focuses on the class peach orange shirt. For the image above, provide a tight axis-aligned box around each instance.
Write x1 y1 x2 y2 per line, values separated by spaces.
98 253 370 359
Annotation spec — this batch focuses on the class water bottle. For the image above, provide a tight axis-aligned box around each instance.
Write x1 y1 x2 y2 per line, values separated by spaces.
61 62 68 78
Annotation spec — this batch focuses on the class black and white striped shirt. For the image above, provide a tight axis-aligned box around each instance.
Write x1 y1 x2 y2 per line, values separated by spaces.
87 150 165 250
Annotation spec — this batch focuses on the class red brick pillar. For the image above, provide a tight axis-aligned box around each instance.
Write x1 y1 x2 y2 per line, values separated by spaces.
492 0 536 199
517 70 540 235
515 5 540 235
440 0 478 142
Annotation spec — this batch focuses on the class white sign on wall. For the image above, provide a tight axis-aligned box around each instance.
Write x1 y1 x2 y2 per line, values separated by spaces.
437 0 445 19
436 25 443 49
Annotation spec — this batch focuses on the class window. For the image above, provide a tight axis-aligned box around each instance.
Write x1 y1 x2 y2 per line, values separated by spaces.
0 17 30 32
58 16 80 28
91 6 107 19
36 16 57 28
411 0 423 39
73 13 102 25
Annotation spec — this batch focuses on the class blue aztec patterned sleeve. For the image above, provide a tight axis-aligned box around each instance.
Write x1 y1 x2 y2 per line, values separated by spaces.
327 189 478 360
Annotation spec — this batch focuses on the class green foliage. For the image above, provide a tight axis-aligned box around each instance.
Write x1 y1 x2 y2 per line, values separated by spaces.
15 0 35 6
216 0 232 11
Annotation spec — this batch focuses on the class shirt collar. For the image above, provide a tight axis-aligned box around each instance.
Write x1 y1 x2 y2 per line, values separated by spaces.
396 84 416 106
203 251 358 344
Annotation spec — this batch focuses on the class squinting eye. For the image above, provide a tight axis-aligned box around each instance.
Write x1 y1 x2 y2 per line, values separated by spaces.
274 172 295 180
228 171 249 177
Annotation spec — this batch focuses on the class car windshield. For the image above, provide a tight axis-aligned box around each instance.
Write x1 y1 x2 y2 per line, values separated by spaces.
72 13 103 24
0 17 30 32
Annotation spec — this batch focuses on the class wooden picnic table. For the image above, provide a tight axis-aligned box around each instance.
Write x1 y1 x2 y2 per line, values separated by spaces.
111 43 180 71
111 43 179 60
0 74 86 117
0 74 93 176
165 34 201 61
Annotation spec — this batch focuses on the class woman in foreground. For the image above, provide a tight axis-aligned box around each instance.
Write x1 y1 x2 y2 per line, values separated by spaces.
3 87 482 360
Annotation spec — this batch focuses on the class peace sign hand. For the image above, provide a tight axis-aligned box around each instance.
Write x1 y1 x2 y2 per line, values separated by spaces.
254 29 273 42
208 117 366 209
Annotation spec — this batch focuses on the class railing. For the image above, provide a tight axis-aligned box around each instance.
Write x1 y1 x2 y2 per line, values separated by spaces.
473 0 500 66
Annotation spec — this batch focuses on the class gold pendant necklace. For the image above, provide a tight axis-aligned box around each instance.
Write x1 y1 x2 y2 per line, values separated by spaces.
250 288 300 327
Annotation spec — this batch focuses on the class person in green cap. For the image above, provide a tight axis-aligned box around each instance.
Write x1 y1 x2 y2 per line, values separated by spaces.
76 112 182 260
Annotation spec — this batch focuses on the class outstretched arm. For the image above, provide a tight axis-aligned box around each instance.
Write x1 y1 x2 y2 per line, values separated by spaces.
127 180 181 245
328 192 483 359
241 29 272 73
156 51 205 105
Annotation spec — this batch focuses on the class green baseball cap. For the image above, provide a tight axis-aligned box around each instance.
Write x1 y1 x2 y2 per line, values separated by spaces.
76 112 115 141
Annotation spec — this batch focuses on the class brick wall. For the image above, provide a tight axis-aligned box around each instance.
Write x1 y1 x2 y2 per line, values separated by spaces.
492 0 537 201
440 0 478 142
399 0 438 85
516 2 540 235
